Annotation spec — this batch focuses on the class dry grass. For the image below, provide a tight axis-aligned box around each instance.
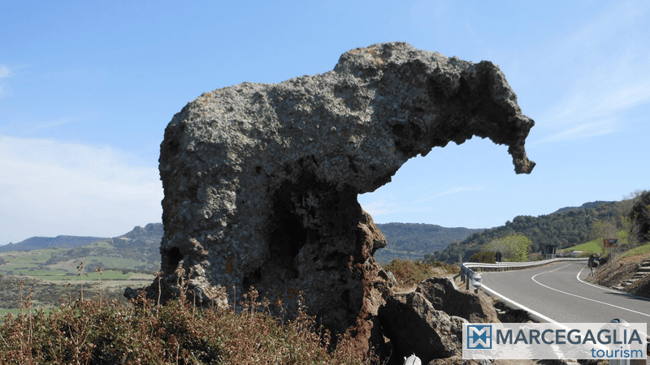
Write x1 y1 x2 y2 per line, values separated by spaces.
384 258 460 289
0 268 377 365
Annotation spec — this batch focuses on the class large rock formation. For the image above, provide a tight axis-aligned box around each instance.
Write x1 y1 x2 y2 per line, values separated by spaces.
416 277 499 324
133 42 535 356
379 291 466 362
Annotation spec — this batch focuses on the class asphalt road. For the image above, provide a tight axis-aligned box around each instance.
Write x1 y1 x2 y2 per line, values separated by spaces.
480 261 650 335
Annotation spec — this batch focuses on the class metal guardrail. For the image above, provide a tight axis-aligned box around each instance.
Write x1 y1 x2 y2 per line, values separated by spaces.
458 258 647 362
459 257 588 292
463 256 588 271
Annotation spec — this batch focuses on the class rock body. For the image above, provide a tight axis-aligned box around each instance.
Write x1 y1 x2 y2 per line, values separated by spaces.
379 279 499 364
416 277 499 323
133 42 535 356
379 292 466 362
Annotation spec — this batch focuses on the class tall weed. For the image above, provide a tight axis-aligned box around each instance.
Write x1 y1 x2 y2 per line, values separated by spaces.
0 268 377 364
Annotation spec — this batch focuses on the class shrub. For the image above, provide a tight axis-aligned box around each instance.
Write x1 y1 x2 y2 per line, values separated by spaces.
484 234 532 262
384 258 458 287
0 274 375 364
469 251 496 263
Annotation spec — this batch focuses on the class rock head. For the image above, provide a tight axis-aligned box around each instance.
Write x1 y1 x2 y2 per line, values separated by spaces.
132 42 535 357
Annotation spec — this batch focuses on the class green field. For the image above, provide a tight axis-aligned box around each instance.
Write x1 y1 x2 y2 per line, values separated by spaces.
565 230 632 255
42 270 131 281
619 242 650 259
81 256 149 269
0 247 152 278
0 308 23 317
0 241 159 313
565 239 605 254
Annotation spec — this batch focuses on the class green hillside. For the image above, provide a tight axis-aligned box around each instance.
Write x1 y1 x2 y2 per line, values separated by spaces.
565 229 633 255
0 224 162 311
374 223 483 264
427 201 623 263
0 235 109 252
565 239 605 255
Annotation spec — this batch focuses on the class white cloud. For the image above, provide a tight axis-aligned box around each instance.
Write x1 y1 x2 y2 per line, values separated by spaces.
18 118 74 135
540 118 617 143
360 200 398 216
360 199 435 217
361 200 405 216
360 186 483 217
538 1 650 142
414 186 483 204
0 136 162 244
0 65 10 78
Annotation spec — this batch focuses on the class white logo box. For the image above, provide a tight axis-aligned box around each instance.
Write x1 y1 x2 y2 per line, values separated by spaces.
463 323 647 360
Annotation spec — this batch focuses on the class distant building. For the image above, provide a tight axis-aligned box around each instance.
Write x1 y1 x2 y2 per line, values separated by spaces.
544 245 557 259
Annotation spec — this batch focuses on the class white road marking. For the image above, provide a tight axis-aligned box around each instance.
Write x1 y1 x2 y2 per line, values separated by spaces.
531 264 650 318
575 265 623 293
480 283 571 358
575 264 650 343
481 263 650 348
480 283 565 327
575 265 650 301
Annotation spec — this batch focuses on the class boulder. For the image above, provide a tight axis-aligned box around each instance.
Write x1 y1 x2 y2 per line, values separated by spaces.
379 292 465 363
416 277 499 323
128 41 535 355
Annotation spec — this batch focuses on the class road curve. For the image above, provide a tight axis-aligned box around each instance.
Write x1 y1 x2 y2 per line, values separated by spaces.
480 261 650 335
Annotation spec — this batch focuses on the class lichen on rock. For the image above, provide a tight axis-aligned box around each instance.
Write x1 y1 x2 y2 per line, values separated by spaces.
129 42 535 357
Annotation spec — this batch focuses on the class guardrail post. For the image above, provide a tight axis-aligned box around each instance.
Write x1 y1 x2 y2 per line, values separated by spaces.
466 270 471 291
472 273 482 294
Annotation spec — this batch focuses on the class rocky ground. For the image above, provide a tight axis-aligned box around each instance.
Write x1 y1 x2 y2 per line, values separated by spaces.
587 252 650 298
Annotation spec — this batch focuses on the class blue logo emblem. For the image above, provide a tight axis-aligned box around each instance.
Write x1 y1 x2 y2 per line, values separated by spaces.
467 325 492 349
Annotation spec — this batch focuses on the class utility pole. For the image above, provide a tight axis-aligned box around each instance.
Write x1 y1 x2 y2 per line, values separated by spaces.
604 238 619 272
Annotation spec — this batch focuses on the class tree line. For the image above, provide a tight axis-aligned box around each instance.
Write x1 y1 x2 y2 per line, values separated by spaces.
425 200 627 263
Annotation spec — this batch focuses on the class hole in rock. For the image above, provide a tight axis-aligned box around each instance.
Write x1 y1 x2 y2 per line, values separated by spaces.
266 175 322 278
269 212 307 270
164 247 184 271
242 267 263 289
340 289 350 305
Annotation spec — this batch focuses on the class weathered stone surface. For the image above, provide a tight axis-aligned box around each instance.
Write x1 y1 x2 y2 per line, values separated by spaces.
427 357 494 365
416 277 499 323
130 42 535 354
379 292 466 363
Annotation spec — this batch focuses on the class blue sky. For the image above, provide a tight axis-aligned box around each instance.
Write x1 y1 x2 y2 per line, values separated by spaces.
1 1 649 244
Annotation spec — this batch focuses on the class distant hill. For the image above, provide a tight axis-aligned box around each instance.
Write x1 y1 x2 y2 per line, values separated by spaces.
42 223 164 272
115 223 164 242
0 224 164 254
551 201 616 215
374 223 484 264
0 235 109 252
106 223 164 269
2 221 477 267
0 224 163 310
0 223 164 281
428 201 621 263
